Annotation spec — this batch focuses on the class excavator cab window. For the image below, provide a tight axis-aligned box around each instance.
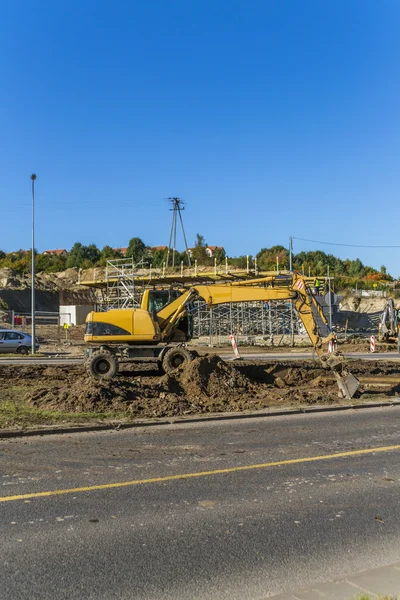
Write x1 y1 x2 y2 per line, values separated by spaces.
148 289 183 314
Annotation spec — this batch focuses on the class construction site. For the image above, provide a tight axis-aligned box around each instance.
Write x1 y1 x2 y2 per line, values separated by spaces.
0 201 399 426
1 226 400 427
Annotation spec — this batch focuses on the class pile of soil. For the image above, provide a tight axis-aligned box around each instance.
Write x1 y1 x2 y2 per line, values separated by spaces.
1 356 399 420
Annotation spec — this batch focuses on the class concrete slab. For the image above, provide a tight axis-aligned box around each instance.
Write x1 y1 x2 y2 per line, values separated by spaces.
348 563 400 596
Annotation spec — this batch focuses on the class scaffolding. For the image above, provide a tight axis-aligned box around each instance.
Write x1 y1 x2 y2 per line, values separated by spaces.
190 300 305 345
92 264 321 344
98 258 139 309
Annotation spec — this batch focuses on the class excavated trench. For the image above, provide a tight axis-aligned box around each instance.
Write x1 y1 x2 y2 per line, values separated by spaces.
1 356 400 419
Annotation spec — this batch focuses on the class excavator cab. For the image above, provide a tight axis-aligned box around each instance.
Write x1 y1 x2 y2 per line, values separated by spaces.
143 289 194 341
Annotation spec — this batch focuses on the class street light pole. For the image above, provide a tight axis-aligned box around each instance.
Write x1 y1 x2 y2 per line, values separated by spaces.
31 174 36 354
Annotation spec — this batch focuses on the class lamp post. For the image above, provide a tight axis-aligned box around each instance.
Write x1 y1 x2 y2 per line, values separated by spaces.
31 174 36 354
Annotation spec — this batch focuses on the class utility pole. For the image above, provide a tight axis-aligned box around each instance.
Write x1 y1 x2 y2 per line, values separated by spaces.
289 235 294 345
30 174 37 354
327 265 332 331
166 197 191 267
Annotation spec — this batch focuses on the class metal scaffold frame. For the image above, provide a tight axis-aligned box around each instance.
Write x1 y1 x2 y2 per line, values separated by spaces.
190 300 305 345
104 258 139 309
95 261 310 343
96 263 307 342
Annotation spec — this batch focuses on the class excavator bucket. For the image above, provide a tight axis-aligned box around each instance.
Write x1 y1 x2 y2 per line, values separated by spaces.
323 354 360 400
333 370 360 400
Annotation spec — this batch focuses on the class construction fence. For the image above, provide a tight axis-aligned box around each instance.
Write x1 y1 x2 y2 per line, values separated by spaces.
1 310 73 328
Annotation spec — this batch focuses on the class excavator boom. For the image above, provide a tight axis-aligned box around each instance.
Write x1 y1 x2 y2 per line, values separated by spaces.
84 272 359 399
156 274 359 399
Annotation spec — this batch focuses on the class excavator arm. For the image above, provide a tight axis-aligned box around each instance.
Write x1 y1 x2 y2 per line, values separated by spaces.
156 273 359 399
158 274 333 350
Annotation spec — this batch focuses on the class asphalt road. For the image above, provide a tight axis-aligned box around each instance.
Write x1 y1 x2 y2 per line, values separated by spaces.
2 408 400 599
0 350 400 366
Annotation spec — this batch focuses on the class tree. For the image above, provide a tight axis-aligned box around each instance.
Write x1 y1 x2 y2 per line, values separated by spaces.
348 258 365 278
126 237 146 263
256 245 289 271
66 243 100 268
191 233 209 265
228 255 250 269
86 244 101 265
213 247 226 264
99 246 122 266
151 249 168 267
380 265 387 275
66 243 84 268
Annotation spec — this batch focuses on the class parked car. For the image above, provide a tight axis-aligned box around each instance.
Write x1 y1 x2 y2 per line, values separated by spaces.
0 329 40 354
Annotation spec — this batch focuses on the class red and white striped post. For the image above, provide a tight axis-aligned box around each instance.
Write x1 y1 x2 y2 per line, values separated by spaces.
370 335 375 353
327 340 333 354
229 334 241 359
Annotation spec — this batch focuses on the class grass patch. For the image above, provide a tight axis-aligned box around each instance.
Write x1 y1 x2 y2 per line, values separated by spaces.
0 397 129 429
354 595 398 600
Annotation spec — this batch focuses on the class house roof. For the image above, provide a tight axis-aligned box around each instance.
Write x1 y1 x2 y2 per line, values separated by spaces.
113 247 128 255
207 246 224 251
43 249 67 255
151 246 168 252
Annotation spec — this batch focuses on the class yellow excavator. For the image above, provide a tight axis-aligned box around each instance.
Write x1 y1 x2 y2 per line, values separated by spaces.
84 272 359 399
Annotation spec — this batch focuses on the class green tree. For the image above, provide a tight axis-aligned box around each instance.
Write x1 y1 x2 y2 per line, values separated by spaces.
191 233 210 265
99 245 123 266
348 258 365 277
151 249 168 267
213 247 226 264
228 255 250 269
126 237 146 262
256 245 289 271
66 243 100 268
35 252 67 273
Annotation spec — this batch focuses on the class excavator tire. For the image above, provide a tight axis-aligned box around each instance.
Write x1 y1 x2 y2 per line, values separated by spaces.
162 347 193 373
86 350 118 379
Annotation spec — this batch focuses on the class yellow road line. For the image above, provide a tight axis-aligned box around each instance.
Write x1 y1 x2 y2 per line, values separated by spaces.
1 444 400 503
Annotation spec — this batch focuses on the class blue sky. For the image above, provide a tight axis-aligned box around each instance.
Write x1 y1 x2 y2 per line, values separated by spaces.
1 1 400 274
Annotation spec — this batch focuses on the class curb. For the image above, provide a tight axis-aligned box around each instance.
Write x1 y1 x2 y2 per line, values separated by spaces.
1 399 400 439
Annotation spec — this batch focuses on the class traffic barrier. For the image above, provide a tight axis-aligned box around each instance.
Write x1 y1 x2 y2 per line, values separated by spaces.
370 335 375 353
229 334 241 359
328 340 333 354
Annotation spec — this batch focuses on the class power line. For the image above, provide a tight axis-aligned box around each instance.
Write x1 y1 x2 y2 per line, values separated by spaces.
293 236 400 249
0 200 164 211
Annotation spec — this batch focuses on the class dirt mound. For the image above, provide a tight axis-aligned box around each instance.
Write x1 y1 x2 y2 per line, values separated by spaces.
24 357 265 416
167 355 254 399
1 356 399 422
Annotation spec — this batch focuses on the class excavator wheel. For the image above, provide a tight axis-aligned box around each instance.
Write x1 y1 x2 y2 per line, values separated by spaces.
162 347 193 373
86 350 118 380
